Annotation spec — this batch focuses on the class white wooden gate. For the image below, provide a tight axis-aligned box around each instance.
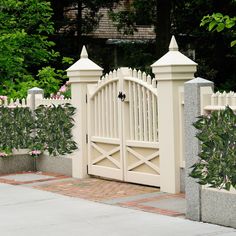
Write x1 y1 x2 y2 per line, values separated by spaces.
87 67 160 187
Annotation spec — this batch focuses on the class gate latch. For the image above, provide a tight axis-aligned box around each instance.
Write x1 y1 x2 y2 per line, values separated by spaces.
118 91 126 102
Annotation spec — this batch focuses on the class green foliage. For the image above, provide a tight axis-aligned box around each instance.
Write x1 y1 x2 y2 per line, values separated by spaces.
33 104 77 156
201 13 236 47
0 0 60 98
190 106 236 190
37 67 63 97
0 107 34 153
0 104 77 157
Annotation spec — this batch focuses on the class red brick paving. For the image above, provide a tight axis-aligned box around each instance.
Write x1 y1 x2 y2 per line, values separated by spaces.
0 172 185 218
34 177 159 201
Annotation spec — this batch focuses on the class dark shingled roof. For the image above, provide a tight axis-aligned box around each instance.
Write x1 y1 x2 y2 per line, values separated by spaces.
62 4 155 41
87 8 155 41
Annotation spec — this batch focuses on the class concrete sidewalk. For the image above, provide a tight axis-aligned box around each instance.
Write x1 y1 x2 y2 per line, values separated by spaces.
0 183 235 236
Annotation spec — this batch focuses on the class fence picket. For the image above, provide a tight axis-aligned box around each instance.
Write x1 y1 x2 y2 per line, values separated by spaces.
105 85 109 137
129 81 134 140
142 86 148 141
109 83 113 137
94 95 98 136
101 88 105 136
113 82 118 138
152 94 158 142
133 82 138 140
98 91 102 136
147 90 152 141
138 84 143 141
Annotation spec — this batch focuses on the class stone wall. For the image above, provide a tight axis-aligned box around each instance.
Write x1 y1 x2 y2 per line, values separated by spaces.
0 152 72 176
36 154 72 176
202 188 236 228
0 155 34 175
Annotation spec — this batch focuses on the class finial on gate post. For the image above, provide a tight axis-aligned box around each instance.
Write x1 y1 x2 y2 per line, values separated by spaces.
169 35 178 51
80 45 88 59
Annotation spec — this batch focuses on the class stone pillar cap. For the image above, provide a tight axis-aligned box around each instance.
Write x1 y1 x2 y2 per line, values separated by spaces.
28 87 44 94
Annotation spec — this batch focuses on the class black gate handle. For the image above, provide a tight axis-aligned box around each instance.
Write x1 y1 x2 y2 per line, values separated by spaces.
118 91 126 101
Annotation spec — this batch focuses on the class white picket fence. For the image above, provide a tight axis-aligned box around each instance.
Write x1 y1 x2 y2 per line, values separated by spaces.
36 97 72 107
0 96 71 108
0 98 27 107
204 91 236 111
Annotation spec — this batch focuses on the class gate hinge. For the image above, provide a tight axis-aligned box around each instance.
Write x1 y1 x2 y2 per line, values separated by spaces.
86 134 88 143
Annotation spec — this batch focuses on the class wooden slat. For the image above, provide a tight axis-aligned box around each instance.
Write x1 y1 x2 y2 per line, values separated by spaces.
152 94 158 142
113 82 118 138
142 87 148 141
147 90 152 141
129 81 134 140
94 96 98 136
109 83 114 138
98 91 102 136
105 85 109 136
133 82 138 140
138 84 143 141
101 88 105 136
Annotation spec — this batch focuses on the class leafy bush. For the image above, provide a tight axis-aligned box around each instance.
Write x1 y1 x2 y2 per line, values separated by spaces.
33 104 77 156
190 106 236 190
0 0 59 98
0 107 34 153
0 103 77 157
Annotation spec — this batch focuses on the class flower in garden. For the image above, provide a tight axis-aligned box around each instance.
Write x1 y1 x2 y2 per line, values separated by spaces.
0 152 8 157
0 96 7 105
29 150 41 156
0 95 7 100
59 85 67 93
50 82 70 99
50 82 71 99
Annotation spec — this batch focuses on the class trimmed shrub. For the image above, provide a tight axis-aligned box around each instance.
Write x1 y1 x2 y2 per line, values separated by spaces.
190 106 236 190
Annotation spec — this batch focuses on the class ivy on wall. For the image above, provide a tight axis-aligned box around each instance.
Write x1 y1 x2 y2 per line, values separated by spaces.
190 106 236 190
0 104 77 157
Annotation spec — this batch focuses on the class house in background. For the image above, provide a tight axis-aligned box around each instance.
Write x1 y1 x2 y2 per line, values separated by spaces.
53 0 194 72
55 1 156 71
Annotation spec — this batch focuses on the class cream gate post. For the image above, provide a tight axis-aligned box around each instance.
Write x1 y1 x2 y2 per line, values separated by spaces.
151 36 197 193
67 46 103 178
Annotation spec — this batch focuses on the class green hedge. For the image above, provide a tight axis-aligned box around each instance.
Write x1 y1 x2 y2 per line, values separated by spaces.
0 103 77 157
190 106 236 190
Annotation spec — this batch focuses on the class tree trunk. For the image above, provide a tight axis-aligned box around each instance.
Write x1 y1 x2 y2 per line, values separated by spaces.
76 0 83 53
155 0 172 58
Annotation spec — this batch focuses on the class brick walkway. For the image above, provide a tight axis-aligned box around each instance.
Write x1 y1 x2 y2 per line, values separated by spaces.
34 177 159 201
0 172 186 218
